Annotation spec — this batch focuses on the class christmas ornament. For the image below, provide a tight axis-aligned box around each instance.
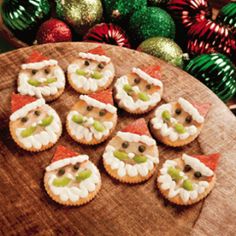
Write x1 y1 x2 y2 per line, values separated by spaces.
36 18 72 44
148 0 170 6
216 2 236 36
186 53 236 102
129 7 175 45
1 0 50 43
187 19 236 60
167 0 211 29
102 0 147 25
83 23 131 48
137 37 185 68
55 0 103 36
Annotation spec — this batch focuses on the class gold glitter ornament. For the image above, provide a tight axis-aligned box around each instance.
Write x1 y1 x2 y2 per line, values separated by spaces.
55 0 103 36
138 37 185 68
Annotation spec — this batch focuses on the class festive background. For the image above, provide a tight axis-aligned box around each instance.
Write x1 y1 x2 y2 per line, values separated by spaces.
0 0 235 111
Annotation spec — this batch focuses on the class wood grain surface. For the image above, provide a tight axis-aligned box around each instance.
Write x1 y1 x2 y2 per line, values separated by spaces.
0 43 235 236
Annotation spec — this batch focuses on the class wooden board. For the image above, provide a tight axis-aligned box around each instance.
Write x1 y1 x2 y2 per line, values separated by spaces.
0 42 235 236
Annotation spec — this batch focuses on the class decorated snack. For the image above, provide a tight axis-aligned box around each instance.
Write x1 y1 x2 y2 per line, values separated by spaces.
66 89 117 145
114 65 163 114
157 153 220 205
67 46 115 94
9 93 62 152
103 118 159 183
17 51 66 101
44 145 101 206
150 97 210 147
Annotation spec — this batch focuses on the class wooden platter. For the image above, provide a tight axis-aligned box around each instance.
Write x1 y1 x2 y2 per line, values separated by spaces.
0 42 235 236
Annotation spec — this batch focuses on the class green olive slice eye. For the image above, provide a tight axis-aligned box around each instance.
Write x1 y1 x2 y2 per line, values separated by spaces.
194 171 202 178
175 108 182 115
52 176 71 187
123 84 133 93
76 169 92 182
162 110 171 121
167 166 183 181
76 69 87 76
134 78 141 84
138 145 146 153
174 123 186 134
122 141 129 149
87 106 93 111
93 121 105 132
21 117 28 123
99 109 106 116
185 116 192 123
57 169 65 176
182 179 193 191
183 164 192 172
34 110 41 116
20 126 37 138
91 71 103 79
39 115 54 127
84 60 90 66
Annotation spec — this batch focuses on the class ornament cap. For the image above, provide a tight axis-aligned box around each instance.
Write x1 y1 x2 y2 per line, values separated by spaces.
112 9 121 18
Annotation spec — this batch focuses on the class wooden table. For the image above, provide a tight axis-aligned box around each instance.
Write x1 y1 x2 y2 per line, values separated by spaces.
0 43 235 235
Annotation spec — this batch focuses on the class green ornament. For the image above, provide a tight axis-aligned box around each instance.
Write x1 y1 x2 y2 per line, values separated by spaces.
129 7 175 45
186 53 236 102
55 0 103 36
1 0 50 43
148 0 170 6
216 2 236 35
102 0 147 24
138 37 184 68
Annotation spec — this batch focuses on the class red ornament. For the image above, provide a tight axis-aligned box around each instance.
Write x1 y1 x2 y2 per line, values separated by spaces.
167 0 211 29
36 18 72 44
83 23 131 48
187 18 236 59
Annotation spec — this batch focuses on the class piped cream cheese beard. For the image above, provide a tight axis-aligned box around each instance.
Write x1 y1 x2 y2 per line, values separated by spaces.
151 97 204 142
18 60 65 98
158 154 213 203
45 157 101 203
67 111 113 141
67 52 114 92
114 67 163 113
10 99 62 150
103 132 159 177
66 95 117 143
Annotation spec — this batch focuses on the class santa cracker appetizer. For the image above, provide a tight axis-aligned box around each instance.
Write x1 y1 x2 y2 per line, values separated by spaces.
44 146 101 206
17 51 65 101
9 93 62 152
150 97 211 147
66 89 117 145
103 118 159 183
114 65 163 114
157 153 220 205
67 46 115 94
